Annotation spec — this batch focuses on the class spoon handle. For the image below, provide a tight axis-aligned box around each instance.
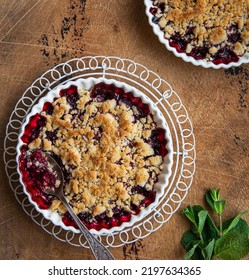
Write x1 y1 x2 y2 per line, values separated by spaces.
59 194 114 260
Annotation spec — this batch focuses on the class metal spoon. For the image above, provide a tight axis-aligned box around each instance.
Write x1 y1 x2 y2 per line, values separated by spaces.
41 152 114 260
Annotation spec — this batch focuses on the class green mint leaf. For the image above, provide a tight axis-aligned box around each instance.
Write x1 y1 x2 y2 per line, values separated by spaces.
222 211 248 235
202 214 219 243
206 189 227 215
214 231 249 260
223 217 249 235
210 188 220 201
181 230 199 251
182 206 197 226
182 234 204 260
205 191 215 211
201 239 215 260
182 205 204 231
213 200 226 216
184 241 201 260
182 206 219 242
198 210 208 235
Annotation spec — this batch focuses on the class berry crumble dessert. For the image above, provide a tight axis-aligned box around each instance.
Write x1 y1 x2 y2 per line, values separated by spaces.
18 82 169 231
149 0 249 64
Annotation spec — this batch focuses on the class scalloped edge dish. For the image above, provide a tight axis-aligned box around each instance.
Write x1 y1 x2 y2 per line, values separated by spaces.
16 77 173 235
144 0 249 69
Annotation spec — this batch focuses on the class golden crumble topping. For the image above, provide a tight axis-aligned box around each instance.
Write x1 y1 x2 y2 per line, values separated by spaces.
151 0 249 61
27 85 167 223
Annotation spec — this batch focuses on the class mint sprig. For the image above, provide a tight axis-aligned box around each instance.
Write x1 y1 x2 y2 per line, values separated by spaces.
181 188 249 260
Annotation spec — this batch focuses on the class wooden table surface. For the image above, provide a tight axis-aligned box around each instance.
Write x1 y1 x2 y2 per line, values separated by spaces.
0 0 248 260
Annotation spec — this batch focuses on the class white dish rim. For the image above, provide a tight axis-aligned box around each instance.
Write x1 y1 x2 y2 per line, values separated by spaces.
144 0 249 69
16 77 174 235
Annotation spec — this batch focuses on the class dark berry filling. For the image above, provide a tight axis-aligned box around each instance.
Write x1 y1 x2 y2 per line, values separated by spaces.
19 149 57 209
60 85 79 109
90 83 150 119
19 83 168 231
169 33 189 54
227 24 241 44
43 102 54 115
212 47 239 65
21 114 46 144
149 128 168 157
167 28 239 63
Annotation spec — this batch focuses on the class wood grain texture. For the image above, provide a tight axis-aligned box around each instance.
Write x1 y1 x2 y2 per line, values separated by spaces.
0 0 248 260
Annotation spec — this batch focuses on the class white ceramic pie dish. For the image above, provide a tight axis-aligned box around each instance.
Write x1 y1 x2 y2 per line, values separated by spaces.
16 77 173 235
144 0 249 69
